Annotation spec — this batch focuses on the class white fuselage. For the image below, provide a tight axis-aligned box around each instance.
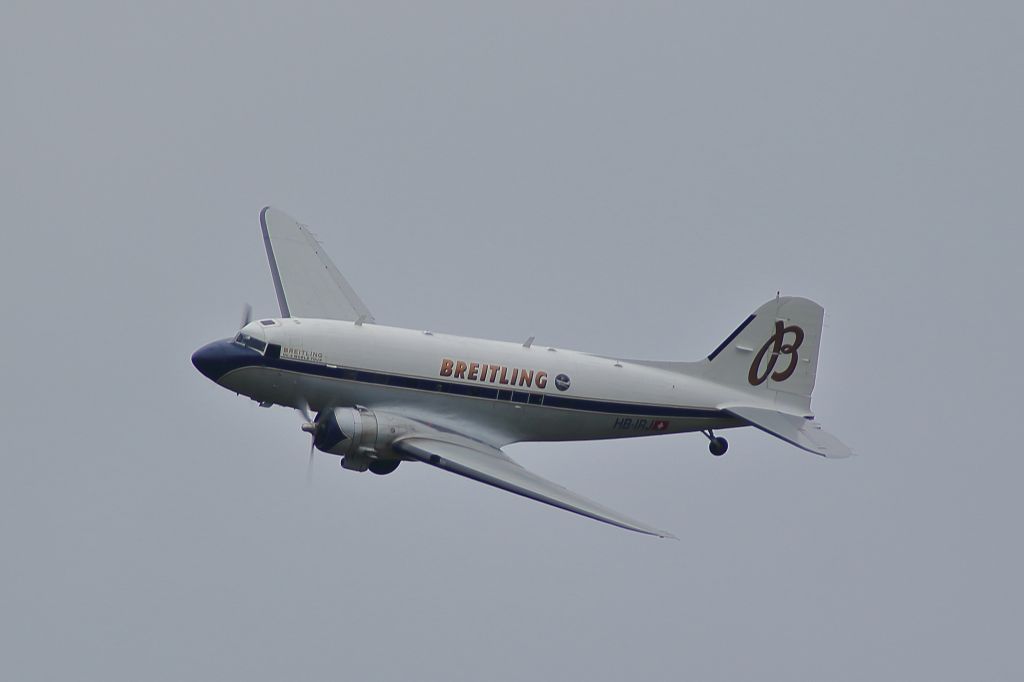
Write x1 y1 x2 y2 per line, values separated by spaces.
217 318 744 447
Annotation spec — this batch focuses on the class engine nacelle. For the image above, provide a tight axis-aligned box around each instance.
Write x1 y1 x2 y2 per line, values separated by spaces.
311 407 375 457
310 407 413 471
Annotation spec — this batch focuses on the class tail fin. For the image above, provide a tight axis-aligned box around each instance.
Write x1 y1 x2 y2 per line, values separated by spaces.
704 296 824 411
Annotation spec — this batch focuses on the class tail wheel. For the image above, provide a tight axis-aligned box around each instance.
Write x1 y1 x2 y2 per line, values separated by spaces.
702 430 729 456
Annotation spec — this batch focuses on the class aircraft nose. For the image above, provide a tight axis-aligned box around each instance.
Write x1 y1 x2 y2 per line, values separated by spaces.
191 339 247 382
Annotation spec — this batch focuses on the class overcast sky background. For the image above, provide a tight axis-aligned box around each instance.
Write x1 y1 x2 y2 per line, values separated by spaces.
2 2 1022 680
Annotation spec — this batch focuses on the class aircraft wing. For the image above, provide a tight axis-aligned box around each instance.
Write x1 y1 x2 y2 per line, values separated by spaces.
260 206 375 322
392 435 676 538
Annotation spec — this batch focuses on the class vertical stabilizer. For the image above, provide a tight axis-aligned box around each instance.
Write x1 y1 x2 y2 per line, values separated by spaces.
704 297 824 411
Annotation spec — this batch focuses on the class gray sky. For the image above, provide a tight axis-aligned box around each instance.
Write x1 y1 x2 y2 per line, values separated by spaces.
2 2 1022 680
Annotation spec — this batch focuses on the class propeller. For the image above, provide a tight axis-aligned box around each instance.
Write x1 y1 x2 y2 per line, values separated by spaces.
240 303 253 329
296 398 317 485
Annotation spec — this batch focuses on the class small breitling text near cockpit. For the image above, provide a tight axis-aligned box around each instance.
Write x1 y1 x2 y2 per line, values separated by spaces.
233 332 267 354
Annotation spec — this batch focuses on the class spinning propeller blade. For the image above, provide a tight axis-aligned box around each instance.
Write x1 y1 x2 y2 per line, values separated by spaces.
296 397 316 485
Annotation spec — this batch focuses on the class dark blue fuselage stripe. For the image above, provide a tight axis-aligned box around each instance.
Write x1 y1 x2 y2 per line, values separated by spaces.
254 355 723 419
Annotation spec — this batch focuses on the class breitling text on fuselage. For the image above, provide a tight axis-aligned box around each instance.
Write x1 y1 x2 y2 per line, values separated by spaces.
440 358 549 389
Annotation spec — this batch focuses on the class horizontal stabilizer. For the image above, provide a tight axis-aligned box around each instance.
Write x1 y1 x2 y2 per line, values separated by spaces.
393 436 675 538
724 406 853 458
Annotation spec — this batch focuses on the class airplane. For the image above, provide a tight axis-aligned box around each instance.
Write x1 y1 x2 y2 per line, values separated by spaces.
192 207 852 538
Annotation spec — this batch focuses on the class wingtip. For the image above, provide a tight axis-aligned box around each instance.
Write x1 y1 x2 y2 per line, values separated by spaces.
638 524 677 540
260 206 296 226
259 206 273 236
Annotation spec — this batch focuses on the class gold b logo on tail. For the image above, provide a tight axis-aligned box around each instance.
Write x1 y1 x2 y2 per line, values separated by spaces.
748 320 805 386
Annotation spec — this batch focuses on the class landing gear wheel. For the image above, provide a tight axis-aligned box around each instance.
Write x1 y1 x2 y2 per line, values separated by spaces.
368 459 401 476
702 429 729 456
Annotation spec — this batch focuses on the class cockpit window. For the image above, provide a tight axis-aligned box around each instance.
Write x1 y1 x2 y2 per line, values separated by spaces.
233 333 267 354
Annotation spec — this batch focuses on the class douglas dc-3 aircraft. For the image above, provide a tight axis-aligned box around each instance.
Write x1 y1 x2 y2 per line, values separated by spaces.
192 208 852 538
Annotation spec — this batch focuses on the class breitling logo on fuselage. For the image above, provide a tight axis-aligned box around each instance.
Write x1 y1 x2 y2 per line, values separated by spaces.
282 347 324 363
440 358 549 389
